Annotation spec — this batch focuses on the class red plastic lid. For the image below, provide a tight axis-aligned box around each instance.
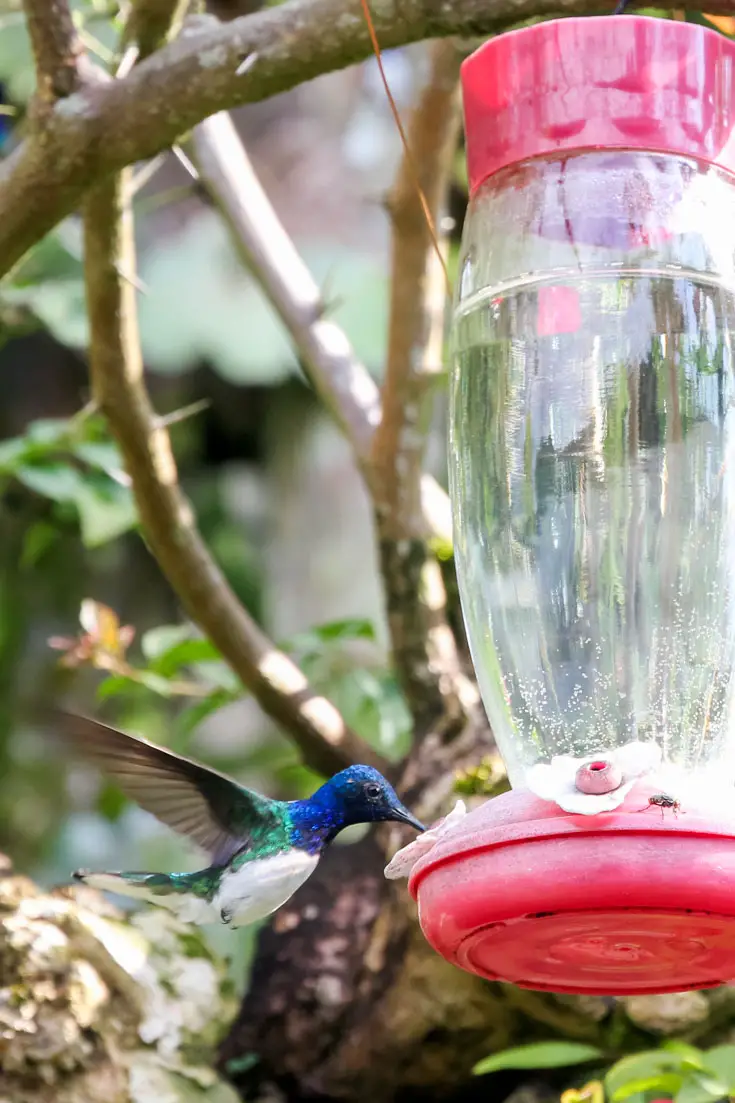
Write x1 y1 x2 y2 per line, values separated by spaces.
409 786 735 995
461 16 735 195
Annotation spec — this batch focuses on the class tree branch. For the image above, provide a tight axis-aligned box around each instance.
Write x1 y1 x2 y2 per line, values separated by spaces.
189 111 382 463
82 170 386 777
372 39 460 539
1 0 730 281
22 0 84 101
187 112 452 546
370 41 467 735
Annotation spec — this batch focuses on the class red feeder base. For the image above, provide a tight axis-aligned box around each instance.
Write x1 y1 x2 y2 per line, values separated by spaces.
408 786 735 995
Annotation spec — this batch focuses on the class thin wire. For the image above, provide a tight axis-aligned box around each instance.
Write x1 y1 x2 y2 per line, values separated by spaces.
358 0 451 295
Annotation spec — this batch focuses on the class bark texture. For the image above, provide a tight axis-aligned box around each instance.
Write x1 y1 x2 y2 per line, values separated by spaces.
0 854 239 1103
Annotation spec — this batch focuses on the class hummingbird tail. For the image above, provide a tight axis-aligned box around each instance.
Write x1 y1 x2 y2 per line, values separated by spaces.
73 868 218 925
73 869 187 900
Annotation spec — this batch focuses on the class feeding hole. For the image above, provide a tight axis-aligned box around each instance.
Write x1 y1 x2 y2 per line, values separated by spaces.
575 758 623 795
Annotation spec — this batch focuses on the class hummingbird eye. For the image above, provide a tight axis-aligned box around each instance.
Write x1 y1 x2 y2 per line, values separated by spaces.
365 782 382 800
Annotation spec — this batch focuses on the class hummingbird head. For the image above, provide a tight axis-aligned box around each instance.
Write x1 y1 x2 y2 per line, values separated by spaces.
312 765 425 834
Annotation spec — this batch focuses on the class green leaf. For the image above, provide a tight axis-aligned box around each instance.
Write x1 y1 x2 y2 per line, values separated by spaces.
606 1051 684 1100
177 690 241 734
663 1042 706 1068
96 675 139 701
334 668 411 759
473 1042 604 1076
21 520 59 567
676 1072 730 1103
285 617 376 657
0 435 27 469
702 1046 735 1090
150 638 223 676
141 624 193 662
16 462 83 501
73 440 126 479
612 1073 683 1101
193 659 241 693
74 480 138 547
98 781 128 821
135 670 178 697
26 417 69 445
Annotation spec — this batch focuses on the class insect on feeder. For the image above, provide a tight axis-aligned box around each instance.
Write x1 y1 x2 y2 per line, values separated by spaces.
409 16 735 995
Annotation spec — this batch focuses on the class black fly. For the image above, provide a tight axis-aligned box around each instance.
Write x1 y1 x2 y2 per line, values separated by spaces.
637 793 681 820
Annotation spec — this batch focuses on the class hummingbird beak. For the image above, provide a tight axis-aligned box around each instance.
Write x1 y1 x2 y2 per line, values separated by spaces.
390 804 426 833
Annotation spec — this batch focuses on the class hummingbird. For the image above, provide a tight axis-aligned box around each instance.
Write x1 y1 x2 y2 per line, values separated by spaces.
57 713 425 929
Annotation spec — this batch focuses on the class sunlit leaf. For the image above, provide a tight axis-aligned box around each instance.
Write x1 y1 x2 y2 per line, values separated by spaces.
0 436 27 468
612 1073 683 1101
701 1046 735 1090
141 624 194 662
676 1072 729 1103
193 659 241 693
74 479 138 547
136 670 179 697
15 462 82 501
606 1052 685 1100
662 1042 706 1067
96 674 139 701
473 1042 604 1076
26 417 69 445
285 617 377 657
74 440 128 482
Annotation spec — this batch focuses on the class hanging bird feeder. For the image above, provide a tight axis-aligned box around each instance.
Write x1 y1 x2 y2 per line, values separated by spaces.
408 15 735 995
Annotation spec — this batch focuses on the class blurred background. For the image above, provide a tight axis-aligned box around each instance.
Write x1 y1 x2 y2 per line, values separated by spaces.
0 0 466 987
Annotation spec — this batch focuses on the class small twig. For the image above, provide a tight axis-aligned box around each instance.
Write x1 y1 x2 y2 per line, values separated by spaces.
156 397 211 428
371 40 466 735
187 111 451 544
82 171 386 778
22 0 84 101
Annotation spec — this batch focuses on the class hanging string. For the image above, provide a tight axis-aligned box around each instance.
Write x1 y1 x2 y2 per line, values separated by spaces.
358 0 452 295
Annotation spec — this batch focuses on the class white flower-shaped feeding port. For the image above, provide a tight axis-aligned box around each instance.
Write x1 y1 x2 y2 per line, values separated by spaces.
384 800 467 880
526 740 662 815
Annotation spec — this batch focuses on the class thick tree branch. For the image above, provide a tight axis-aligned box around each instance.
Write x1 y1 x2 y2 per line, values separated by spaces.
188 112 451 544
2 0 732 281
82 171 386 777
370 41 467 736
22 0 84 101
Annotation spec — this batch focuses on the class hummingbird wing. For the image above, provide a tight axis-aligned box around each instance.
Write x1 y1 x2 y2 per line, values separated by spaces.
55 712 284 865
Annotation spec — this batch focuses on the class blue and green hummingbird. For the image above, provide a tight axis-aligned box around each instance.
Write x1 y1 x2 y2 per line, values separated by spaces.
59 714 425 928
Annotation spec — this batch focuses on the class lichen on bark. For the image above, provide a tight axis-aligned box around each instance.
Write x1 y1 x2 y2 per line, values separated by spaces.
0 856 239 1103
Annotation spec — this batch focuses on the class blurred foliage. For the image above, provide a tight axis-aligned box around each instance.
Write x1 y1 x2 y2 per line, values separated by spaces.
138 219 391 385
0 221 86 352
0 407 138 550
48 600 412 764
474 1037 735 1103
473 1042 605 1076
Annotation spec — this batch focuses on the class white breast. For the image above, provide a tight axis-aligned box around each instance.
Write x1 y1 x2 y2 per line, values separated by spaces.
214 849 320 928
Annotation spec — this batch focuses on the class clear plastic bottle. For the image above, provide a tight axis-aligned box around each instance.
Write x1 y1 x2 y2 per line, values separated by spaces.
449 17 735 808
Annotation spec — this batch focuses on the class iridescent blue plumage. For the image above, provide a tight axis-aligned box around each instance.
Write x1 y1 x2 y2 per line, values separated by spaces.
287 765 421 854
57 714 424 928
